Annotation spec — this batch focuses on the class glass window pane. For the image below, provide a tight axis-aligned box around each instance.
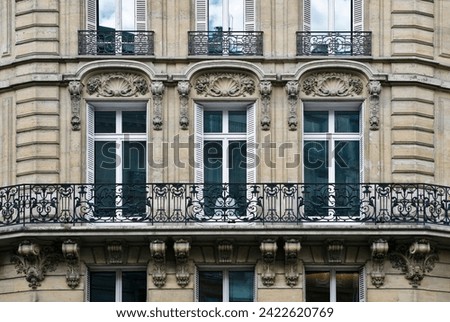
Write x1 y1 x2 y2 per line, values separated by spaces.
98 0 116 30
229 111 246 132
336 272 359 302
303 141 328 183
229 271 254 302
95 141 116 184
123 142 146 185
122 111 147 133
229 0 244 31
204 111 223 133
199 271 223 302
209 0 223 31
335 141 359 183
95 111 116 133
121 0 136 30
335 0 351 31
304 111 328 132
335 111 360 133
228 141 246 184
90 271 116 302
204 141 223 184
122 271 147 302
305 271 330 302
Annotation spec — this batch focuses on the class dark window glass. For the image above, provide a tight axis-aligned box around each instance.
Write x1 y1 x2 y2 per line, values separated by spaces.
204 111 223 133
229 111 246 132
123 111 147 133
90 272 116 302
122 271 147 302
95 111 116 133
304 111 328 132
95 141 116 184
305 271 330 302
204 141 223 184
336 272 359 302
199 271 223 302
229 271 254 302
335 111 360 133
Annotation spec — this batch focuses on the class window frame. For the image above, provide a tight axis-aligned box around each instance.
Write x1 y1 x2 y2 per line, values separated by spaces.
86 266 148 302
303 266 366 302
195 266 256 302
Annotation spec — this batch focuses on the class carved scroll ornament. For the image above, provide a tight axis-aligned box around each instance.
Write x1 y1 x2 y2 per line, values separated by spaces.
194 73 256 97
86 72 149 97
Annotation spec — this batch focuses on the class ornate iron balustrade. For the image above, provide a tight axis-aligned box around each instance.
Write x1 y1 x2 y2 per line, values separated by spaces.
188 31 263 56
296 31 372 56
78 30 155 55
1 183 450 226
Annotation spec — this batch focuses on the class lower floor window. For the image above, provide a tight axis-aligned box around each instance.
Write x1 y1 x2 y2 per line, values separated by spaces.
305 268 364 302
198 268 254 302
89 269 147 302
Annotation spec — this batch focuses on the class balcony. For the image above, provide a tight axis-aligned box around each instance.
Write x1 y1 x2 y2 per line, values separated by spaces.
78 30 155 55
1 183 449 226
188 31 263 56
296 31 372 56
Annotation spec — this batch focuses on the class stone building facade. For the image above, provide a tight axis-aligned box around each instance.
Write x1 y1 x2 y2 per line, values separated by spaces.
0 0 449 302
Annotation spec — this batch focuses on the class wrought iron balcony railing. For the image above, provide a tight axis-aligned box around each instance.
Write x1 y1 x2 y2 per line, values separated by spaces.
78 30 155 55
296 31 372 56
188 31 263 56
1 183 450 226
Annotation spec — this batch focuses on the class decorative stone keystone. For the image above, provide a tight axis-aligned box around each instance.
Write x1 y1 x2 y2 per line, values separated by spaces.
260 239 277 286
11 241 61 289
177 81 191 130
174 239 191 287
370 239 389 288
106 241 125 264
389 239 438 287
326 240 344 263
217 240 233 263
284 239 301 287
150 240 167 288
62 240 80 289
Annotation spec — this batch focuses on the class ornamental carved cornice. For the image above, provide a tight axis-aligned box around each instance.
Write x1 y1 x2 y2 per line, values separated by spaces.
85 72 149 97
302 72 364 97
11 241 61 289
194 72 256 97
389 239 438 288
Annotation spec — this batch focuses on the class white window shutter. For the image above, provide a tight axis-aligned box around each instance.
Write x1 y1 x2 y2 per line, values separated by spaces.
194 104 204 184
196 0 208 31
244 0 255 31
247 103 256 184
303 0 311 31
86 104 95 184
86 0 97 30
135 0 147 30
358 266 366 302
353 0 364 31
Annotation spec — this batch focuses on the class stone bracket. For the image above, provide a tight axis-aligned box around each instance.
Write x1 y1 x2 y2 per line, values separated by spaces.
174 239 191 288
68 81 83 131
368 80 381 130
150 240 167 288
151 81 165 130
260 239 277 286
62 239 80 289
177 81 191 130
284 239 301 287
285 81 299 131
370 239 389 288
259 80 272 131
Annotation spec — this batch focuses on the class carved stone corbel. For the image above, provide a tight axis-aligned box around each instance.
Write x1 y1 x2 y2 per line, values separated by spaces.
285 81 299 131
217 240 233 263
368 80 381 130
370 239 388 288
11 241 61 289
177 81 191 130
150 240 166 288
151 81 165 130
62 240 80 289
174 239 190 287
284 239 301 287
389 239 438 287
259 81 272 131
68 81 83 131
260 239 277 286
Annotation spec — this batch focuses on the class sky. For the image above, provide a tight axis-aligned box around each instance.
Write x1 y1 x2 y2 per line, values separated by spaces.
311 0 351 31
99 0 135 30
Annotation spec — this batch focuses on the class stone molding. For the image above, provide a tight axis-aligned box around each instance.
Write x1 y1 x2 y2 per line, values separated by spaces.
389 239 439 287
260 239 277 286
285 81 299 131
194 72 256 98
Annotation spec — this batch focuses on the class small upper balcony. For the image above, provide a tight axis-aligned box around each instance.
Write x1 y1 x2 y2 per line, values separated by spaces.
296 31 372 56
78 30 155 56
188 30 264 56
1 183 449 227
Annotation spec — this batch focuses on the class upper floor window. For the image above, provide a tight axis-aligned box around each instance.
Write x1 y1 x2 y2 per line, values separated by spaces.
196 0 255 31
304 0 363 32
87 0 147 31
